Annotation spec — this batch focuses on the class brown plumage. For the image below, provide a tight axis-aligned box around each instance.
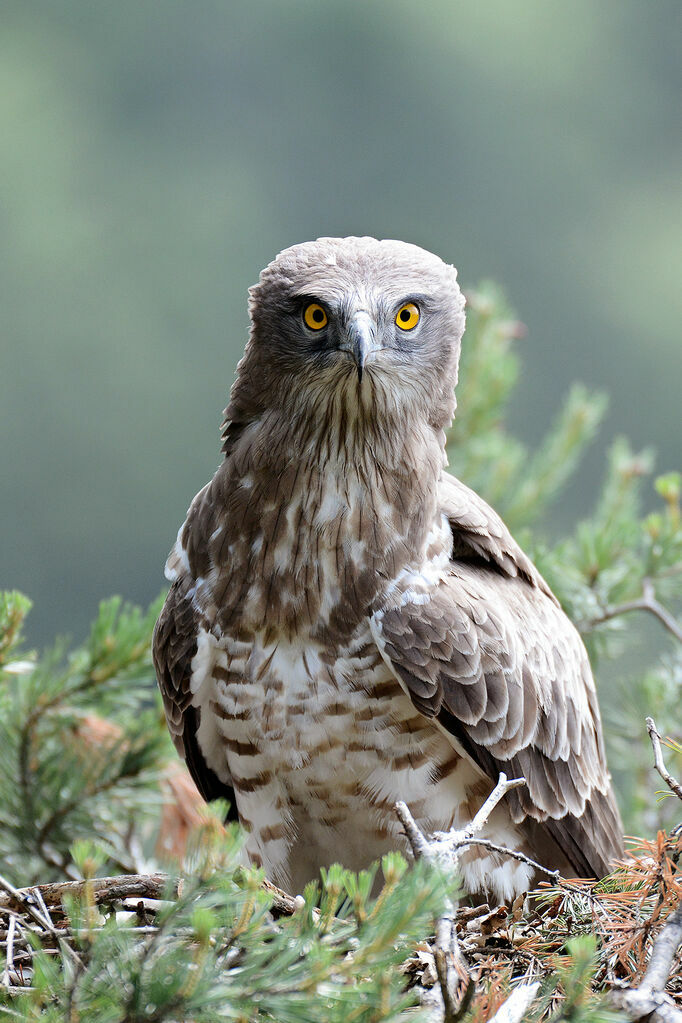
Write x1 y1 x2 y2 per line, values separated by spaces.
153 237 623 899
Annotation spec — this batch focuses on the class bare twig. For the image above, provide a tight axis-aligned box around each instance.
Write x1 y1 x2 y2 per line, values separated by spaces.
396 800 558 881
395 801 433 859
451 838 561 881
641 905 682 1002
395 775 543 1023
461 774 527 836
32 887 55 932
0 874 86 989
0 873 176 915
647 718 682 803
607 717 682 1021
395 801 468 1023
0 874 59 935
611 904 682 1022
488 982 541 1023
431 905 473 1023
1 913 16 988
396 773 528 871
590 579 682 644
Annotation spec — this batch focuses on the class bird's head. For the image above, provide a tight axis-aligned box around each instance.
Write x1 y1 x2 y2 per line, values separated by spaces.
223 237 465 456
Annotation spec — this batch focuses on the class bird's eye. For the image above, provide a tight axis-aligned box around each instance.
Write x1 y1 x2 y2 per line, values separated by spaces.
303 303 328 330
395 303 420 331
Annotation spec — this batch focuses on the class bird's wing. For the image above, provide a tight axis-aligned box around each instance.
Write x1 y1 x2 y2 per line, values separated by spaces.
153 486 237 815
371 472 622 878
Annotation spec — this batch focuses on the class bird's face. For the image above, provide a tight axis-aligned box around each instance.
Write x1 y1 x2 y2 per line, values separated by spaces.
230 238 466 440
275 282 445 386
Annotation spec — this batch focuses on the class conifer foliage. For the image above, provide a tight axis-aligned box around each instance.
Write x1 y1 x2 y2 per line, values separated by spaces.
0 286 680 1020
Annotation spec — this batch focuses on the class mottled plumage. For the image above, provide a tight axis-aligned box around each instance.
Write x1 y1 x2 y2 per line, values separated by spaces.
153 237 623 900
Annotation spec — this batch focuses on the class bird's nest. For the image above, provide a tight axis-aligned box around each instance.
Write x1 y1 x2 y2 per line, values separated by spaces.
0 831 680 1021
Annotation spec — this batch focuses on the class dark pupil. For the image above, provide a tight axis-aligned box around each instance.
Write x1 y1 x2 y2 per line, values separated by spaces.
400 308 411 322
312 308 324 323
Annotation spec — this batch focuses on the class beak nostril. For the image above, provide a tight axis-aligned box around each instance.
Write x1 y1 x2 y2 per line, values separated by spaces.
343 312 377 383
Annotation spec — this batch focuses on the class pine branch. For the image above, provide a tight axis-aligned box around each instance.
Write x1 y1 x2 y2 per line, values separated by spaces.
394 775 558 1023
590 579 682 644
0 848 449 1020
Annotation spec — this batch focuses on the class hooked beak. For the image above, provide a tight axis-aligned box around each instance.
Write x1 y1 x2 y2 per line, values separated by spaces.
341 311 377 383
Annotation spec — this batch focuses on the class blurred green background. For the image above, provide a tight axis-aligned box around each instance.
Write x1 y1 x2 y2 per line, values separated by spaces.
2 0 680 647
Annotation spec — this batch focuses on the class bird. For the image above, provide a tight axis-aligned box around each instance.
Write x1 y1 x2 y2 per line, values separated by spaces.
153 236 623 902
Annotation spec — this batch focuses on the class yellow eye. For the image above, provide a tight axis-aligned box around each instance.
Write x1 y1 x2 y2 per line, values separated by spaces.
395 303 420 330
304 303 328 330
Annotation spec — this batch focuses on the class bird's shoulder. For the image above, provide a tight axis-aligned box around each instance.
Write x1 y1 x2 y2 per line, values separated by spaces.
437 470 556 603
154 462 236 731
163 469 228 586
153 465 244 808
153 544 239 811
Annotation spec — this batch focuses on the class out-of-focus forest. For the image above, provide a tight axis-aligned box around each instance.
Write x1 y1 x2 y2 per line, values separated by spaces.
1 0 681 647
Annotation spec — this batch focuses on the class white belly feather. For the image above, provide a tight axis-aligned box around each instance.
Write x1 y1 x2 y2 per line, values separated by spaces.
188 617 532 898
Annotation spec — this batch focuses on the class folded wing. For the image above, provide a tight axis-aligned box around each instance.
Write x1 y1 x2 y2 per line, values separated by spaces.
372 472 623 878
153 531 238 816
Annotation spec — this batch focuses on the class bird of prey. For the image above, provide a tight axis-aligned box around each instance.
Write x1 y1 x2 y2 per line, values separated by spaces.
153 237 623 901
